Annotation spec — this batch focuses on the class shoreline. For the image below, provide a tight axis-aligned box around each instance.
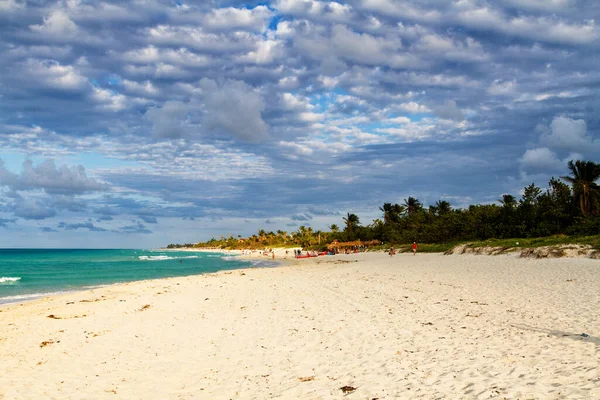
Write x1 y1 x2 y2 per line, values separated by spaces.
0 249 283 307
1 252 598 398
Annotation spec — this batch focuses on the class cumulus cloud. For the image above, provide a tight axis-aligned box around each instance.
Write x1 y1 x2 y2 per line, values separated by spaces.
30 10 78 36
198 78 268 142
519 115 599 182
541 116 599 154
22 59 87 91
0 0 23 12
145 79 268 142
457 6 599 45
519 147 561 170
0 159 108 195
488 80 517 96
202 6 274 32
145 101 196 139
12 198 57 220
433 100 464 121
503 0 573 12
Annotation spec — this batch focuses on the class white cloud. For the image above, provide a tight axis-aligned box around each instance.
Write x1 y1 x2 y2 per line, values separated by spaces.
541 116 599 153
121 46 212 68
488 80 517 96
397 102 430 113
386 116 411 124
503 0 573 12
236 40 285 64
13 198 57 220
143 25 253 53
199 79 268 142
24 59 87 91
30 10 78 36
361 0 441 23
416 35 488 62
433 100 464 121
281 93 313 111
0 0 23 12
458 7 599 45
294 24 423 69
275 0 353 22
202 6 274 32
317 75 338 89
404 72 479 88
330 24 406 66
90 87 127 111
122 80 159 97
145 101 196 139
0 159 107 195
519 147 561 170
279 140 314 156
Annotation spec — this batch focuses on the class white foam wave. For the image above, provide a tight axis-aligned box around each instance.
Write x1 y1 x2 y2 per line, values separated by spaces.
0 290 67 304
139 255 200 261
0 277 21 283
221 256 241 261
248 260 279 268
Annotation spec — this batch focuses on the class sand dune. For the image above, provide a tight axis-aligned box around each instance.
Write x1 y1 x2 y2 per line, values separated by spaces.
1 252 598 399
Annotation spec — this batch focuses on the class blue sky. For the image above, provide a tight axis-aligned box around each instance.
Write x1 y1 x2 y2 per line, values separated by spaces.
1 0 599 248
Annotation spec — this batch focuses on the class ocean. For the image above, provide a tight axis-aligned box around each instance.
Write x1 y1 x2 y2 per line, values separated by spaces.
0 249 268 305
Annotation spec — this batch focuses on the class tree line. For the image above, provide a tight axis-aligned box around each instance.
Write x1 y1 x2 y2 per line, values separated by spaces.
168 160 600 249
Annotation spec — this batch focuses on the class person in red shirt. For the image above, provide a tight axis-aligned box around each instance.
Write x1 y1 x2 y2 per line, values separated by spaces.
412 241 417 255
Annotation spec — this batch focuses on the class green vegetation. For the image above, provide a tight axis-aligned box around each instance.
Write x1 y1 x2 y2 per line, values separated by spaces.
168 160 600 252
466 235 600 250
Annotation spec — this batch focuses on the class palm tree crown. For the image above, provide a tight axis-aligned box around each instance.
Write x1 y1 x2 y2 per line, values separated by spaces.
403 197 422 216
379 203 404 225
561 160 600 216
343 213 360 232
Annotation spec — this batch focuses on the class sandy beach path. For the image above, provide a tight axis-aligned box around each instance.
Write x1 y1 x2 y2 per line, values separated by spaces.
1 253 598 399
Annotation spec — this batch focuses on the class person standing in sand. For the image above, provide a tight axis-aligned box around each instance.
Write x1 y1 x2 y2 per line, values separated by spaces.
412 241 418 255
389 247 395 257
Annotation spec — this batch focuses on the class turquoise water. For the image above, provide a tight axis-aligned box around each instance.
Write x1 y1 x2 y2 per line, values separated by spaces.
0 249 265 304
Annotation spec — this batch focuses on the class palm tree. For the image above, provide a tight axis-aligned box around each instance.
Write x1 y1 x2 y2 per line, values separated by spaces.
436 200 452 215
403 197 422 216
561 160 600 216
315 230 323 244
343 213 360 233
498 194 517 209
328 224 339 233
379 203 404 224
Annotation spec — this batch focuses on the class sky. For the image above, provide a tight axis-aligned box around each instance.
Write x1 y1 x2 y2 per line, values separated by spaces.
1 0 599 248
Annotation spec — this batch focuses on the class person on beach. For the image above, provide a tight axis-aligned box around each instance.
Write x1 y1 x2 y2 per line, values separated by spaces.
412 241 418 255
389 247 395 257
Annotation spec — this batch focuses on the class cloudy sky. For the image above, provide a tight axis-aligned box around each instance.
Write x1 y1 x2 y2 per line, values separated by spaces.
1 0 599 248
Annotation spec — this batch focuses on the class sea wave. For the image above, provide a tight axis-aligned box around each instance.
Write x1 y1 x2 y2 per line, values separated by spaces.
221 256 241 261
0 277 21 283
249 260 279 268
139 255 200 261
0 290 67 304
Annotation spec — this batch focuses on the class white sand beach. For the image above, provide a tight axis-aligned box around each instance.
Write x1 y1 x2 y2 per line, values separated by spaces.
1 252 598 399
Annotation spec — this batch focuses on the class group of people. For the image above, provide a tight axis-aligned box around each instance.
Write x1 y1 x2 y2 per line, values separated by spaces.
389 242 418 257
293 249 318 257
